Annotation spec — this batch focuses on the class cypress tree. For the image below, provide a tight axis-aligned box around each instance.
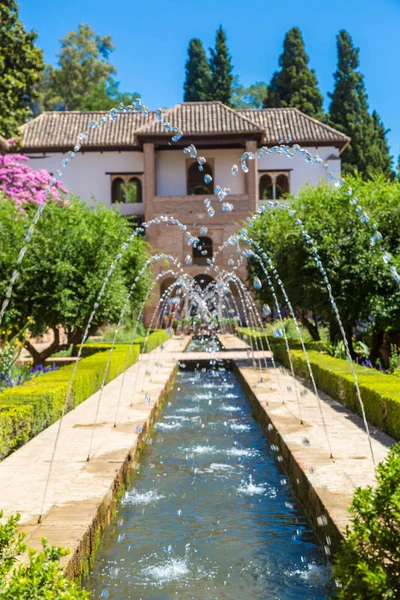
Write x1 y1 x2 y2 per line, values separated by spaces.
183 38 212 102
209 26 234 105
0 0 44 138
328 30 393 178
263 27 323 118
370 110 394 179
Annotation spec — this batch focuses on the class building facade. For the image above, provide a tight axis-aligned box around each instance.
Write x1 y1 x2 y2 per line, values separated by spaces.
17 102 349 323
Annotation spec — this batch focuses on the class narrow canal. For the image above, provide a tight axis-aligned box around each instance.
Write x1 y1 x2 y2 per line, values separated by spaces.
86 357 331 599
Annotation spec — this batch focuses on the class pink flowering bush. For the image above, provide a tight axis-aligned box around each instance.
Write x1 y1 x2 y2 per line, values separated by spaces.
0 154 67 208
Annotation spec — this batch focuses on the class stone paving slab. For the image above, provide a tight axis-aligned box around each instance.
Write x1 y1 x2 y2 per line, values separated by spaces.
217 333 250 350
235 361 395 543
0 336 190 576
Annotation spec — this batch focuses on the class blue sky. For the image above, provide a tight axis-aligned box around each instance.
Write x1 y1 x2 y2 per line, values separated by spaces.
20 0 400 161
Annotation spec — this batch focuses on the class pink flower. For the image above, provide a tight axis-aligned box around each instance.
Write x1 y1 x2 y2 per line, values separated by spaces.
0 154 67 211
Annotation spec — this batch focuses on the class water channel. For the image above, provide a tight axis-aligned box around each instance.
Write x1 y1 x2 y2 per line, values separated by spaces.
86 344 331 599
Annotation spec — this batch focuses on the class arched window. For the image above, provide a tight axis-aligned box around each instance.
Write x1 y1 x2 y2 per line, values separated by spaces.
193 274 215 291
276 174 289 199
111 177 125 203
160 277 177 298
259 174 273 200
126 177 142 203
111 175 143 204
192 236 213 266
187 162 213 195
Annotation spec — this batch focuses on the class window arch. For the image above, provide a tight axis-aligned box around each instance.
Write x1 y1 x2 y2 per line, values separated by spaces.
126 177 142 203
187 162 213 195
111 177 125 203
276 174 289 199
192 236 213 266
259 174 273 200
160 277 177 298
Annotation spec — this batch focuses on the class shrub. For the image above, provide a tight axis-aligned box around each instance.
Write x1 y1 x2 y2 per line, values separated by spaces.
80 329 171 357
239 329 400 440
333 443 400 599
0 511 88 599
0 344 140 460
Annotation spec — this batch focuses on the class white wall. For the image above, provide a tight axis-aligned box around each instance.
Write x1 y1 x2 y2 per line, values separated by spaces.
26 151 144 206
156 149 246 196
257 146 341 195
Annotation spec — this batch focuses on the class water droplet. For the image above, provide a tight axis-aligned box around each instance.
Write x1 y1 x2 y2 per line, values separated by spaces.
262 304 272 316
144 393 151 404
101 588 109 599
204 174 212 184
253 276 262 290
383 252 392 264
317 515 328 527
185 254 192 265
231 164 239 175
198 156 206 165
390 265 400 283
207 207 215 217
302 438 310 447
200 226 208 235
222 202 233 212
156 108 163 121
370 231 383 246
177 509 182 516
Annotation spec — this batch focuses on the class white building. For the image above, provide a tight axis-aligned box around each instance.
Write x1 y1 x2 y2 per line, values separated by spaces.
16 102 349 319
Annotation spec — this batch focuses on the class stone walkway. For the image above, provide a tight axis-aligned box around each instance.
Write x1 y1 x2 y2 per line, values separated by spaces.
0 335 189 576
235 360 394 543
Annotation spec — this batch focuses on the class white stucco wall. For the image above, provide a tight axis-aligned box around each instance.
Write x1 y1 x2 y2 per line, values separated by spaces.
257 146 341 195
26 151 144 206
156 149 246 196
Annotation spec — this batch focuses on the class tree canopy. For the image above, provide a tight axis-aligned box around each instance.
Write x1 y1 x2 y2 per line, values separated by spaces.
209 26 234 105
183 38 212 102
247 177 400 361
0 0 44 138
37 24 139 112
263 27 323 118
231 77 268 109
328 30 393 178
0 194 151 364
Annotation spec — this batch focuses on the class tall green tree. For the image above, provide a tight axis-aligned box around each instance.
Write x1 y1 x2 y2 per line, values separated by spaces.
38 23 139 112
209 26 234 105
370 110 394 179
183 38 212 102
0 0 44 138
263 27 323 118
328 30 393 178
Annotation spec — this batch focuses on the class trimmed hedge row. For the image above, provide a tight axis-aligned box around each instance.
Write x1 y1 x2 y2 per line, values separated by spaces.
239 328 400 441
79 329 172 358
0 344 140 460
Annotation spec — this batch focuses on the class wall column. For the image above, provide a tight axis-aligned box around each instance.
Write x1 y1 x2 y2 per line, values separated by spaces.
245 140 258 212
143 142 155 220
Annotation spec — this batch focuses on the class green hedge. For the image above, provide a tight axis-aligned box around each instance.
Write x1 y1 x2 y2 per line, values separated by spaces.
80 329 171 357
0 344 140 460
239 328 400 440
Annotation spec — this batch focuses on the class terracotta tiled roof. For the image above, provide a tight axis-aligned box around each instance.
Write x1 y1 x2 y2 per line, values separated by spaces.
135 102 263 137
238 108 349 146
19 111 155 150
16 103 349 151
